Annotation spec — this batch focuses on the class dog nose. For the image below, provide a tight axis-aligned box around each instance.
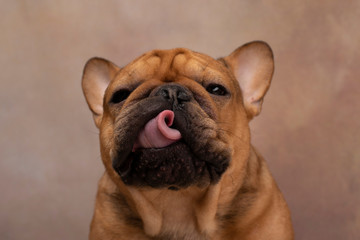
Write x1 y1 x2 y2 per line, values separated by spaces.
154 84 192 106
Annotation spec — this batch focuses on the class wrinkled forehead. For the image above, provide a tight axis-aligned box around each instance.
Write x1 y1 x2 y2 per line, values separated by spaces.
113 48 232 86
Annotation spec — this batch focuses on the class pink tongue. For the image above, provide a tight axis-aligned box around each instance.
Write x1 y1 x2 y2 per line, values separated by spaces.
133 110 182 150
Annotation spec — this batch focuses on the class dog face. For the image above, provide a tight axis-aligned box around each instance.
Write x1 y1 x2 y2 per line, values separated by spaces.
82 41 274 190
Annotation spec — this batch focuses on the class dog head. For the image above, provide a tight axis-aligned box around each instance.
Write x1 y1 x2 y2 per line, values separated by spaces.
82 41 274 190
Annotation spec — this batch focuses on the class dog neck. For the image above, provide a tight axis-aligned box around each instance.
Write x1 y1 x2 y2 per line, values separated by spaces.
123 146 259 238
126 184 221 238
94 147 278 239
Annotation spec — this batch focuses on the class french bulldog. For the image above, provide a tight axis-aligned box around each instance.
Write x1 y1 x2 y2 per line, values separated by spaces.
82 41 293 240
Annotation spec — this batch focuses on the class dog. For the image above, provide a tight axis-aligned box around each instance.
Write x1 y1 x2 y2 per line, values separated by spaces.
81 41 293 240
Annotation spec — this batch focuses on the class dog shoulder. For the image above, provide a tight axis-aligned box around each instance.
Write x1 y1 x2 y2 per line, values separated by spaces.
90 174 150 240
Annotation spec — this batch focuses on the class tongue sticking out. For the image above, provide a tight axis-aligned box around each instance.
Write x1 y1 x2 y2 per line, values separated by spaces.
133 110 182 150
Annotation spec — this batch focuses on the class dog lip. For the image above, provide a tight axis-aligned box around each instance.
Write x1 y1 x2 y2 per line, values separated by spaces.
116 155 133 178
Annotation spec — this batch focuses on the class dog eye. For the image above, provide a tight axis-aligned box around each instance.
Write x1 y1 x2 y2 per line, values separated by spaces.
206 84 228 96
110 89 131 104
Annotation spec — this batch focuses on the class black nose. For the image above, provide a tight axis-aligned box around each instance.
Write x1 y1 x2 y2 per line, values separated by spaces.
154 84 192 107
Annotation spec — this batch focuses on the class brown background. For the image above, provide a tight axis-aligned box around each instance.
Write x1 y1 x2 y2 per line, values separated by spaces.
1 1 359 239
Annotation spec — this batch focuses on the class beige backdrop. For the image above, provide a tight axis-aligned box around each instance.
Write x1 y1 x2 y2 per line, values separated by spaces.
1 1 359 239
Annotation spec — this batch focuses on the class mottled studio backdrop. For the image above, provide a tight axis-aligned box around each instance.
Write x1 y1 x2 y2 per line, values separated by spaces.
1 1 359 239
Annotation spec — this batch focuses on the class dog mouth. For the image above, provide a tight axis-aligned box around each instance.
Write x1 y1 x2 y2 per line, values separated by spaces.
111 97 230 188
132 110 182 151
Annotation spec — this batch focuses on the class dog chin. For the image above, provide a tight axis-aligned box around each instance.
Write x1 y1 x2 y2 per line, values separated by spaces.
112 141 229 189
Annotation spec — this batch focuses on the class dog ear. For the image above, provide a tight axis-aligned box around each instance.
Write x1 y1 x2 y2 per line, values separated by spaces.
82 57 120 128
224 41 274 119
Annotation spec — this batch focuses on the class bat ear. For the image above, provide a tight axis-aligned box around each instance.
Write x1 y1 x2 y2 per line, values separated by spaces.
81 57 120 128
224 41 274 119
